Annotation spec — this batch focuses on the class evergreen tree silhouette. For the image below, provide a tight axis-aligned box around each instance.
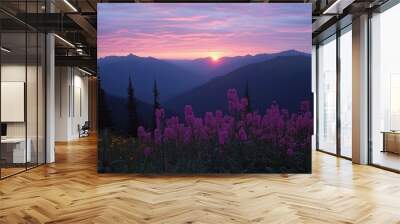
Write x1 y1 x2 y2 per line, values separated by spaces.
127 75 139 137
98 77 112 129
97 77 112 172
152 80 161 130
244 80 252 112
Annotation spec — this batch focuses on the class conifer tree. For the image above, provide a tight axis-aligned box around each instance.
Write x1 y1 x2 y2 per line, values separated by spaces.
244 80 252 112
98 77 112 172
98 77 112 129
152 80 161 130
127 75 138 137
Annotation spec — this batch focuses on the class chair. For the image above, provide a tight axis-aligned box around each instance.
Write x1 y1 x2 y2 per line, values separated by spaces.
79 121 90 138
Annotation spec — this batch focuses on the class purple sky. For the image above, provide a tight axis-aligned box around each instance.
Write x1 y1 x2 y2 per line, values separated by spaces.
98 3 311 59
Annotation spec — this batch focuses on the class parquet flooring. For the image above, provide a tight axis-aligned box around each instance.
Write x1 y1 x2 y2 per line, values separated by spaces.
1 135 400 223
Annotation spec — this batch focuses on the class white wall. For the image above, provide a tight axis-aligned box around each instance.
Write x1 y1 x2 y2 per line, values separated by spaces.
55 67 89 141
1 65 27 139
55 66 70 141
1 65 41 137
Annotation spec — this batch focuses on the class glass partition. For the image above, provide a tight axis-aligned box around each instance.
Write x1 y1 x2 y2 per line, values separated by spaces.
370 3 400 171
339 26 352 158
317 35 337 154
0 1 46 179
27 31 38 169
1 30 28 177
38 32 45 165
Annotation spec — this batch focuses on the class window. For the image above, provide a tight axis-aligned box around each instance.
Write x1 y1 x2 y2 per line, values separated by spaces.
370 2 400 171
317 35 337 154
339 26 352 158
0 1 46 179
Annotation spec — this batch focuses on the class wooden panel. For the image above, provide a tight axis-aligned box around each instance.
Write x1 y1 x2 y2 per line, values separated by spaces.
385 132 400 154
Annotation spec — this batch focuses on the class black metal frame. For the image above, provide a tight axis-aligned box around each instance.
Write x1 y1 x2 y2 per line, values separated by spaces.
0 0 47 180
367 10 373 166
336 28 341 158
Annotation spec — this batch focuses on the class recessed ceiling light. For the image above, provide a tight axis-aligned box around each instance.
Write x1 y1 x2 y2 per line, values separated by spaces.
1 47 11 53
78 67 93 76
322 0 354 15
63 0 78 12
54 34 75 48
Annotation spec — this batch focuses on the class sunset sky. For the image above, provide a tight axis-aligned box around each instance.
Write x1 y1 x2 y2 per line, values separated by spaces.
98 4 311 59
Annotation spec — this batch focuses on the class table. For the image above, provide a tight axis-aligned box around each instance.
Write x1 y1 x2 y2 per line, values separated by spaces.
381 131 400 154
1 138 31 163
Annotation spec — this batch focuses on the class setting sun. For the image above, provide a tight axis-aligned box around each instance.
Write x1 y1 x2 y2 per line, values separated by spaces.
209 51 221 62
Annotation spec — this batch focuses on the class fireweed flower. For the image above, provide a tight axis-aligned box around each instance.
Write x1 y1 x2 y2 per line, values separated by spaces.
154 129 162 145
300 100 310 112
287 148 294 156
145 132 152 143
155 108 165 129
184 105 195 125
144 147 152 157
191 118 208 141
134 89 312 160
166 116 180 132
218 129 229 145
137 126 150 143
246 113 253 124
163 127 176 142
227 88 240 113
183 127 192 145
238 127 248 141
240 98 248 111
204 112 216 128
215 110 223 120
156 108 165 119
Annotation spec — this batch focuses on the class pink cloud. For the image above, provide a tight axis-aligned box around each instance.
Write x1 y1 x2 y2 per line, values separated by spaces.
98 4 311 59
162 15 208 22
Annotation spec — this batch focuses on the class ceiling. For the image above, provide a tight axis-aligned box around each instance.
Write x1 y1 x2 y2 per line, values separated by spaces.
0 0 391 74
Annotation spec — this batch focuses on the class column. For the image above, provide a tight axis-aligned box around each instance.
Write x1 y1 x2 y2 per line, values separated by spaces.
352 14 369 164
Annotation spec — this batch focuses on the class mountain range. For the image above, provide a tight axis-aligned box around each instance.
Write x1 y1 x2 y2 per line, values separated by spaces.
165 55 312 115
98 50 309 103
167 50 309 80
99 50 312 130
98 54 204 103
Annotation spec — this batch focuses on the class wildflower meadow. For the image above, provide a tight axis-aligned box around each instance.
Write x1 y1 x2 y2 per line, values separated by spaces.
99 88 313 173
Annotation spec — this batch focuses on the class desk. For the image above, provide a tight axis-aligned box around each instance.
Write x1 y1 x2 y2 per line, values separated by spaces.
382 131 400 154
1 138 31 163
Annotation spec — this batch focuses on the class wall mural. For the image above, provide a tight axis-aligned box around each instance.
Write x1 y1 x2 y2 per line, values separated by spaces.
97 3 313 173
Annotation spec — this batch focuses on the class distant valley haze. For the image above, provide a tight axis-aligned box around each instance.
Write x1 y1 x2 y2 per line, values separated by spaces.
98 49 310 102
98 51 312 131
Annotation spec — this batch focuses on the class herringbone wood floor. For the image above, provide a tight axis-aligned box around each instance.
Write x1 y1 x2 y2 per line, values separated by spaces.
1 135 400 224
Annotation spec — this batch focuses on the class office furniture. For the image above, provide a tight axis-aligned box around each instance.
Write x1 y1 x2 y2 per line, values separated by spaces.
382 131 400 154
1 138 31 164
79 121 90 138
